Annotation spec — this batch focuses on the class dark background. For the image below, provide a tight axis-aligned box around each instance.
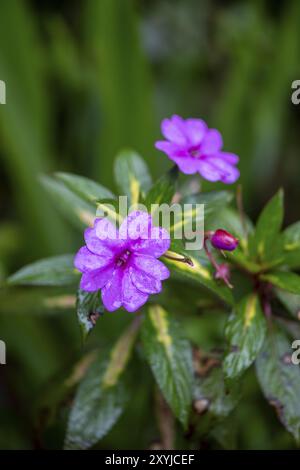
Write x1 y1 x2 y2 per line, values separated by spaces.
0 0 299 449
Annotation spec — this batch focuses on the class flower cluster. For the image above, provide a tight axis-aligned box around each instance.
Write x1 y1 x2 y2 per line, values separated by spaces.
75 115 240 312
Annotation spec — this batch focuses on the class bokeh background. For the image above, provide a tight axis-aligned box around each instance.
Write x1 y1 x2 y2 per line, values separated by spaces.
0 0 300 449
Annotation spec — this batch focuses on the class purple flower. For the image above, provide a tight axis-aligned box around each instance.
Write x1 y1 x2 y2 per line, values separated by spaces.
155 115 239 184
210 229 239 252
74 211 170 312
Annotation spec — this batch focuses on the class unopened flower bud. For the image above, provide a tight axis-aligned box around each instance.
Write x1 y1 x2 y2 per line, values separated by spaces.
210 229 238 252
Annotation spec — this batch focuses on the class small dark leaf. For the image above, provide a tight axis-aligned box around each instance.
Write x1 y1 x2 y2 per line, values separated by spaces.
223 294 267 378
256 328 300 442
194 364 240 419
76 289 104 342
141 305 194 427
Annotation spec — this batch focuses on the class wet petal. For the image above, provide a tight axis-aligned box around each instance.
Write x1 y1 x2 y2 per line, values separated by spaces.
84 227 115 257
129 265 162 294
131 227 170 258
131 254 170 280
161 115 187 145
119 211 152 242
74 246 112 272
94 218 125 251
122 268 148 312
80 264 114 292
201 129 223 155
101 268 123 311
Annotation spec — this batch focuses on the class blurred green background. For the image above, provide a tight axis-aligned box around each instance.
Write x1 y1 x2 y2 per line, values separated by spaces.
0 0 299 449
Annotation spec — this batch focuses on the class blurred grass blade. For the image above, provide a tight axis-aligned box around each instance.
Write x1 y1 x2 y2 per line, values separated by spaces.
84 0 156 185
0 0 69 255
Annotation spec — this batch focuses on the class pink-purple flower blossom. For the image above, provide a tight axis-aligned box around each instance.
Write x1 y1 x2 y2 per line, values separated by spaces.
155 115 240 184
74 211 170 312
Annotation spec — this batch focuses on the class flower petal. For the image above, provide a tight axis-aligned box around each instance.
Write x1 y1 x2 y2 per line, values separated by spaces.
131 227 170 258
161 115 187 145
201 129 223 155
94 218 125 251
119 211 152 242
198 160 222 182
184 118 207 145
84 227 115 258
74 246 112 272
101 268 123 311
219 152 239 165
131 254 170 280
207 157 240 184
122 268 148 312
155 140 181 157
129 266 161 294
80 264 114 292
170 155 200 174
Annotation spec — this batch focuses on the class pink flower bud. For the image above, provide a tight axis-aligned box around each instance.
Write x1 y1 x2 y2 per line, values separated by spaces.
210 229 238 252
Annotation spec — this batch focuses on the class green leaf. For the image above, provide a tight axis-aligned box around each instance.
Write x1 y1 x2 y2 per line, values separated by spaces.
275 289 300 320
141 305 194 427
168 190 232 241
0 286 76 316
96 198 123 224
194 364 240 419
223 294 267 378
8 254 78 286
114 149 152 205
65 318 140 449
41 175 96 229
55 172 114 203
282 221 300 268
0 287 76 316
76 289 104 342
260 271 300 295
182 190 233 219
163 251 234 306
249 189 284 263
144 166 178 209
256 328 300 442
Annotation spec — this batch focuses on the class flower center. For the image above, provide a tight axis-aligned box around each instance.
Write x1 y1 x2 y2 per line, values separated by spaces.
116 249 131 267
189 145 201 158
